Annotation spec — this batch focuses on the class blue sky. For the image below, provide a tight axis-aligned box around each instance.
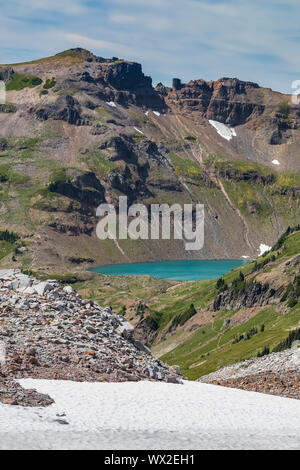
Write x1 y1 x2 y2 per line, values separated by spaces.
0 0 299 93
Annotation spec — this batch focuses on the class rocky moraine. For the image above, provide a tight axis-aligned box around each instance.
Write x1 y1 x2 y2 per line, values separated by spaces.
0 269 181 406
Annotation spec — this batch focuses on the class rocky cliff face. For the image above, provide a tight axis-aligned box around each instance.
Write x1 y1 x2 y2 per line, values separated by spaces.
0 48 299 273
213 281 277 311
164 78 265 125
162 76 300 155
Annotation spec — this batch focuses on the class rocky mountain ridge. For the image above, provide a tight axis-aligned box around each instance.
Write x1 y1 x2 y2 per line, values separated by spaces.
0 48 298 273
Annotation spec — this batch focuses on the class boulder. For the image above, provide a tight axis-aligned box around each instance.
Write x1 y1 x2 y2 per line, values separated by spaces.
131 339 151 355
116 321 135 337
63 286 74 295
34 282 54 296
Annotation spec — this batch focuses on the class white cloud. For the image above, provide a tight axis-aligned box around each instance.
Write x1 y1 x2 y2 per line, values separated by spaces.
32 0 84 14
196 1 240 16
64 33 137 57
109 13 137 24
0 0 299 93
7 0 86 16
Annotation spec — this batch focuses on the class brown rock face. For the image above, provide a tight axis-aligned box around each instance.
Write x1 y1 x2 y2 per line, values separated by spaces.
163 78 268 125
80 57 165 109
33 95 87 126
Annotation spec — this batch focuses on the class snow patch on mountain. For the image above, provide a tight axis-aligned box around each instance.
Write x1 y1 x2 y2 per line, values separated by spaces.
209 120 237 141
259 243 272 256
134 127 144 135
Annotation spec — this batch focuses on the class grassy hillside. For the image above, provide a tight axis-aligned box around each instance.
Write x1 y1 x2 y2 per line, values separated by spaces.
160 229 300 379
74 228 300 381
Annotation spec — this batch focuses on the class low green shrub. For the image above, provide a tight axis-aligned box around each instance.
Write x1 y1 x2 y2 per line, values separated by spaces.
216 277 228 292
273 328 300 353
257 346 270 358
0 103 17 113
169 304 197 330
43 77 56 90
6 73 42 91
272 225 300 252
145 311 163 331
0 230 19 243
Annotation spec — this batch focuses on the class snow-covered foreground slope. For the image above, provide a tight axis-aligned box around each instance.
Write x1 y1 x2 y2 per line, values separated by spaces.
1 379 300 450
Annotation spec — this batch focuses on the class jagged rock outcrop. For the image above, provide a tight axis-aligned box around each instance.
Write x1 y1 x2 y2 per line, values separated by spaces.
99 135 138 163
0 104 16 113
49 172 105 211
33 95 88 126
213 281 279 311
48 221 94 237
272 186 300 197
164 78 266 125
96 61 165 109
217 168 275 185
0 140 8 151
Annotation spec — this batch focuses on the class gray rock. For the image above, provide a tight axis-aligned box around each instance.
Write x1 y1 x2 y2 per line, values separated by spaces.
86 325 97 334
0 269 20 280
103 307 113 315
19 301 30 310
167 376 179 384
23 287 36 295
34 282 54 296
63 286 74 295
171 365 181 375
131 339 151 355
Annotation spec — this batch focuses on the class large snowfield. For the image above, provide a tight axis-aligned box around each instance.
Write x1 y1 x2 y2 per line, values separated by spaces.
1 379 300 450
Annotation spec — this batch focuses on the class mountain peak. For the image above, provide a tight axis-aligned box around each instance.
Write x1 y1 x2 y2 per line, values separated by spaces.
4 48 95 67
53 48 94 60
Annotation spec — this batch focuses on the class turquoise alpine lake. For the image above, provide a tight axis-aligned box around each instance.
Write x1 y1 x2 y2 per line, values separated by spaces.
91 259 248 281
